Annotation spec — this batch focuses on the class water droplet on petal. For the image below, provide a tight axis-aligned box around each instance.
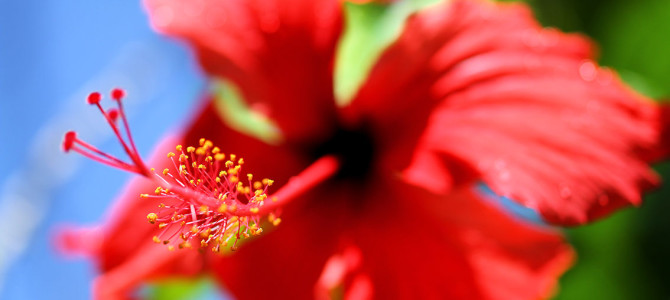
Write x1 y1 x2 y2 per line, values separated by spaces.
522 29 541 49
153 5 175 28
559 185 572 199
498 170 510 181
579 61 597 82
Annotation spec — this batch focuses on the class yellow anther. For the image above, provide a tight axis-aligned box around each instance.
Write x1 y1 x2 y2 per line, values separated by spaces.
250 207 259 214
158 203 165 208
176 145 183 151
192 162 197 168
198 164 206 170
262 178 269 185
266 179 274 186
218 203 228 213
154 187 162 195
140 194 149 198
253 181 262 189
268 213 276 222
214 153 225 161
230 176 238 183
168 245 175 251
187 146 195 153
254 189 263 196
204 140 213 148
247 173 253 181
179 241 192 249
254 228 263 235
199 138 205 146
162 168 169 176
201 240 208 248
205 156 213 162
189 179 195 185
244 187 250 194
179 154 188 162
195 148 206 156
199 229 211 238
191 225 198 233
212 147 220 154
215 177 221 183
237 185 245 193
199 205 209 214
238 158 244 165
242 232 250 238
152 236 161 243
225 160 234 168
150 168 155 172
167 152 175 158
220 193 228 201
219 171 226 177
159 223 168 229
230 204 238 213
230 154 236 161
272 218 282 226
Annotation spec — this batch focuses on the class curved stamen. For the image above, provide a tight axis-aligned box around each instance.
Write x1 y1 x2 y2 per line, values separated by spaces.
62 88 342 253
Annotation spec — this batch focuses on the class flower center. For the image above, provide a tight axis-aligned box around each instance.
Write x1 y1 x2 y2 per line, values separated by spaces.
312 125 376 181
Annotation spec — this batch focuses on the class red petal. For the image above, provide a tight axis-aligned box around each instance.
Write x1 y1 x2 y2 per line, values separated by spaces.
209 170 571 299
349 181 572 299
144 0 343 142
209 187 345 299
347 0 663 225
59 100 307 297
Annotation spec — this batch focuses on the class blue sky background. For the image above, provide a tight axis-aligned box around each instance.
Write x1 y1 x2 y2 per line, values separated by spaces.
0 1 204 299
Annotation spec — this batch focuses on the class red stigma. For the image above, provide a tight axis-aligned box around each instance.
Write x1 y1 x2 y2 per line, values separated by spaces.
111 88 125 101
108 108 119 122
87 92 101 105
61 87 150 176
62 131 77 152
62 87 287 253
62 88 342 254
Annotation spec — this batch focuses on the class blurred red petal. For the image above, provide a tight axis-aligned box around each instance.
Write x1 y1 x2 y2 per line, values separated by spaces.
347 0 663 225
144 0 343 142
210 187 345 299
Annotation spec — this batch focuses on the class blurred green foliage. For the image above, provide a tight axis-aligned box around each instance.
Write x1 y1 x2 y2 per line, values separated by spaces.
514 0 670 298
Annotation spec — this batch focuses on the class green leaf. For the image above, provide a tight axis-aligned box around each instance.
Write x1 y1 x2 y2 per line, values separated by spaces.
334 0 442 106
212 79 283 145
145 277 222 300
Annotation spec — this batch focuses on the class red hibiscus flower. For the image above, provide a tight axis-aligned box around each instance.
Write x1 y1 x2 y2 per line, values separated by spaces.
59 0 669 299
